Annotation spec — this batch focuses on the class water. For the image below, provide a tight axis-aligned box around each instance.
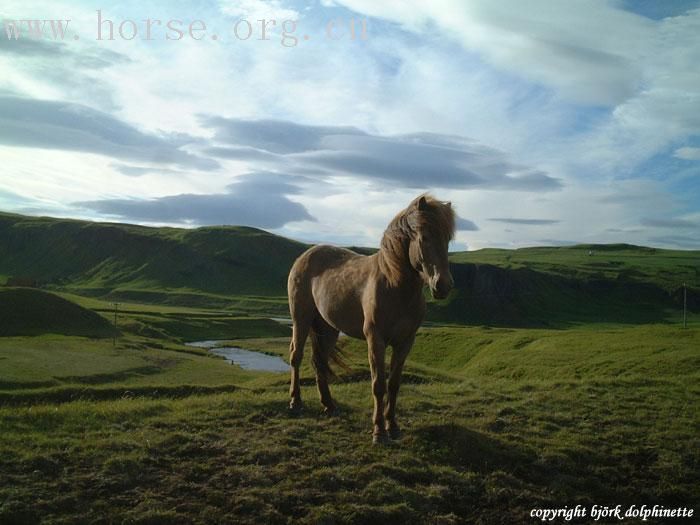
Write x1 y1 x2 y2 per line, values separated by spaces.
268 317 292 325
186 340 289 373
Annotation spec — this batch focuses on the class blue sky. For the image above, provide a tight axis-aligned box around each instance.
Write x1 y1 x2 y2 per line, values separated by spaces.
1 0 699 250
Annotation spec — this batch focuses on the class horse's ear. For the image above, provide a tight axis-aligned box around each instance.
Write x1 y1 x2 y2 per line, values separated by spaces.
416 195 429 211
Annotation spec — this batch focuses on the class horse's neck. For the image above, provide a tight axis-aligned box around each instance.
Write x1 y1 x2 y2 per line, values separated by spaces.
376 243 422 292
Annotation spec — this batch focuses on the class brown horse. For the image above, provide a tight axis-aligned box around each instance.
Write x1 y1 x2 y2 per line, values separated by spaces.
287 194 456 444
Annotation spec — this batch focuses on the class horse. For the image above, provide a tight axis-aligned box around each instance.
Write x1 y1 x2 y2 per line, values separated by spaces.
287 194 456 444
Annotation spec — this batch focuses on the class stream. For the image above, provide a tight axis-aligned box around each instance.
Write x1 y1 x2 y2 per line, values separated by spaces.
186 340 289 372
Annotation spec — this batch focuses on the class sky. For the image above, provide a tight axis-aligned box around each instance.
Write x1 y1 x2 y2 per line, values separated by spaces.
1 0 699 250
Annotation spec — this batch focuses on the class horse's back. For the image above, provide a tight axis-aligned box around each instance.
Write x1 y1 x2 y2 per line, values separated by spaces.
288 245 370 337
289 245 362 279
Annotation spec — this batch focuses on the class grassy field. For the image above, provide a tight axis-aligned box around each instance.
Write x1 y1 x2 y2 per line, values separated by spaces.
1 320 698 524
1 213 698 522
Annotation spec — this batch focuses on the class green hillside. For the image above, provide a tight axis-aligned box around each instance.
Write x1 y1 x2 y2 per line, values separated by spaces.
432 244 699 326
450 244 699 292
0 212 698 326
0 288 113 337
0 212 307 297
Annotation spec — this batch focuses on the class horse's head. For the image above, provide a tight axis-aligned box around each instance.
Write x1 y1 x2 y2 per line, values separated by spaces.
407 195 455 300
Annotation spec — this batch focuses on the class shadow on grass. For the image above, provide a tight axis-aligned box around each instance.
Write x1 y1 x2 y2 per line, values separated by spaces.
413 423 536 476
0 379 59 389
55 365 163 385
0 384 238 405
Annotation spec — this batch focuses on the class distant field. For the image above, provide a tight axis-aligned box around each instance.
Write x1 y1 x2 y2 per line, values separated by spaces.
450 244 700 291
1 322 698 523
0 211 307 297
1 212 697 327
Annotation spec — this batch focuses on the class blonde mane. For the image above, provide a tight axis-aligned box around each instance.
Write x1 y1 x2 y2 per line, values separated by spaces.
378 194 455 286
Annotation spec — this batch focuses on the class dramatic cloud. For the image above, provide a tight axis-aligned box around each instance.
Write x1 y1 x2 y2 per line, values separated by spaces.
202 117 366 154
456 216 479 231
327 0 653 105
76 173 315 228
0 96 218 171
0 37 65 58
488 218 561 225
0 1 698 250
641 218 698 229
673 147 700 161
203 118 562 191
0 37 130 68
110 164 183 177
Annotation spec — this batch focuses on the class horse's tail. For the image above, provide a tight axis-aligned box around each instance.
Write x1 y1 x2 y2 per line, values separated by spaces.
310 329 350 381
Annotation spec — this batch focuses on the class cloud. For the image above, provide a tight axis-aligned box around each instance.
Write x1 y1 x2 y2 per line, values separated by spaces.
76 172 315 228
202 117 366 154
647 234 700 249
0 37 65 58
606 228 643 234
488 218 560 225
110 164 182 177
673 147 700 160
0 96 219 171
641 217 698 229
203 118 562 191
203 146 282 163
0 189 36 207
534 239 578 246
328 0 652 105
218 0 299 20
455 216 479 231
0 36 130 68
0 32 132 110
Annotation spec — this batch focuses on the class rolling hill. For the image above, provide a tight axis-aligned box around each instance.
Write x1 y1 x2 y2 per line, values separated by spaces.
0 211 697 326
0 211 307 296
0 288 113 337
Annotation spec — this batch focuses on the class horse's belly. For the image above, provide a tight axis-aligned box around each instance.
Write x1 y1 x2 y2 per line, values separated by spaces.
328 312 365 339
311 279 366 339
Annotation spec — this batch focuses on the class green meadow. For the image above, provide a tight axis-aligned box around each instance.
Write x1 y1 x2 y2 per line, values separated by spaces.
0 213 699 523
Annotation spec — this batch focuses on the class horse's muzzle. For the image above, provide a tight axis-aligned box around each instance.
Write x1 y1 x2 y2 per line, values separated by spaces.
430 275 454 300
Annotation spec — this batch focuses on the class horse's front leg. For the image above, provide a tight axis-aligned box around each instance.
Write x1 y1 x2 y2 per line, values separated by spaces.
384 334 415 440
365 326 388 445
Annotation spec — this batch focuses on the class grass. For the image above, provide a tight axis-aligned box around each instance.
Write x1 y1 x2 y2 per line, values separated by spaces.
0 288 113 338
1 323 698 524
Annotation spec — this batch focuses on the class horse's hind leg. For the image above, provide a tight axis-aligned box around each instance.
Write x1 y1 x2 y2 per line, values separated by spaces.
385 334 415 439
289 320 310 412
310 319 339 415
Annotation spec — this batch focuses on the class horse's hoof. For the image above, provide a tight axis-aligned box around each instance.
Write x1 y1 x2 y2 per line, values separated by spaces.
288 401 303 415
372 432 390 446
322 406 338 417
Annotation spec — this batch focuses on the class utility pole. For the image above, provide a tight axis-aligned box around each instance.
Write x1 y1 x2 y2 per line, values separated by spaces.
683 283 687 329
112 302 120 346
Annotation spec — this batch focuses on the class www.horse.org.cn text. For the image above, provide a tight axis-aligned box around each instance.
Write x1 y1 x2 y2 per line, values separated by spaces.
2 11 369 47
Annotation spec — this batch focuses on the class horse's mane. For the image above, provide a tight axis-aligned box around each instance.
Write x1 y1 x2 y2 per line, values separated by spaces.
378 194 455 286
